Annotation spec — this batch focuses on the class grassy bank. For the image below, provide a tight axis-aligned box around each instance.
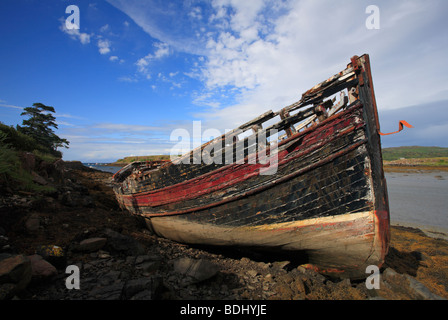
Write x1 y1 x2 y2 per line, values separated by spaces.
382 146 448 161
0 123 59 193
382 147 448 171
109 155 171 166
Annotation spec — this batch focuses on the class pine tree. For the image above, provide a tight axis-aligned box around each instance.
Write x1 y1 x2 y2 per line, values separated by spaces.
18 103 70 156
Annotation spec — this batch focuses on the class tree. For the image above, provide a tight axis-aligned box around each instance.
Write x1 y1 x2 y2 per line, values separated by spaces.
18 103 70 156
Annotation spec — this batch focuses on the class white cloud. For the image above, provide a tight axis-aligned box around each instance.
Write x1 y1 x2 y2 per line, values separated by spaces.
92 123 159 132
0 103 23 110
106 0 209 55
60 19 118 59
100 24 110 33
118 76 138 83
59 19 91 44
136 54 152 79
56 121 76 127
56 113 85 120
97 39 111 54
153 42 169 59
188 6 202 20
135 42 170 79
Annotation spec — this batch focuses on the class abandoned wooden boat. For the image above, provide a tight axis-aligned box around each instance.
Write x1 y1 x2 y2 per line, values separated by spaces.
113 54 396 278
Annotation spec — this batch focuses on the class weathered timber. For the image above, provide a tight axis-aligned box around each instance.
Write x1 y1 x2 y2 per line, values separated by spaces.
112 54 390 279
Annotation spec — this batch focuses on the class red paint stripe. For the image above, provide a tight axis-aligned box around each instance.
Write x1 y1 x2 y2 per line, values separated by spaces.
133 138 367 217
374 209 390 262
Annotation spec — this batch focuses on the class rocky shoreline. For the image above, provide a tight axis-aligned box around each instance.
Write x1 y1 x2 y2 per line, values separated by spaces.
1 160 447 301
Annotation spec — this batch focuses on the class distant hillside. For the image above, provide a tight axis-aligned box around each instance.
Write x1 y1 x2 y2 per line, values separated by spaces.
111 155 170 166
382 146 448 161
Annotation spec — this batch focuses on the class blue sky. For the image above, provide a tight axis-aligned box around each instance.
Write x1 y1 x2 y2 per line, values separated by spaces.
0 0 447 162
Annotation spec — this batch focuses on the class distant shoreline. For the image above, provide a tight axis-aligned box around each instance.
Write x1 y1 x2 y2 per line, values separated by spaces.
390 221 448 241
384 164 448 172
384 158 448 172
103 155 171 167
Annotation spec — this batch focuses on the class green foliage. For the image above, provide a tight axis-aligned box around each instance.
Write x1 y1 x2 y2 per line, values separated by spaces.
0 102 68 193
0 122 37 151
18 102 69 156
0 131 55 193
32 149 59 163
382 146 448 161
0 131 18 177
114 155 171 164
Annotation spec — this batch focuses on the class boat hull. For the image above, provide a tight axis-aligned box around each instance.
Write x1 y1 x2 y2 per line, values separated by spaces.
113 54 390 278
149 210 386 278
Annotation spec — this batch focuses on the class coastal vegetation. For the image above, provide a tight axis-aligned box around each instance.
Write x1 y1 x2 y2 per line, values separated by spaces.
110 155 170 166
382 146 448 170
18 103 69 156
0 103 69 193
382 146 448 161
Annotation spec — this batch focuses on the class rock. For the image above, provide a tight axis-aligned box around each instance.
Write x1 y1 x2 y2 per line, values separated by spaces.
272 261 291 270
173 258 219 284
20 152 36 172
297 264 327 283
293 277 307 298
28 255 57 281
102 229 145 256
76 238 107 252
60 192 94 208
135 255 159 265
382 267 399 279
31 171 48 185
0 253 12 262
90 283 124 300
63 161 88 171
136 261 160 274
97 271 121 286
130 289 153 300
405 275 446 300
35 245 66 269
0 255 32 299
240 257 250 264
25 214 40 232
0 234 9 252
123 276 163 300
0 283 16 300
98 250 111 259
247 269 258 278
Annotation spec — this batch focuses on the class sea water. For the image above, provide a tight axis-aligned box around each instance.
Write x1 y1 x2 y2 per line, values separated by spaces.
385 171 448 236
83 163 123 174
